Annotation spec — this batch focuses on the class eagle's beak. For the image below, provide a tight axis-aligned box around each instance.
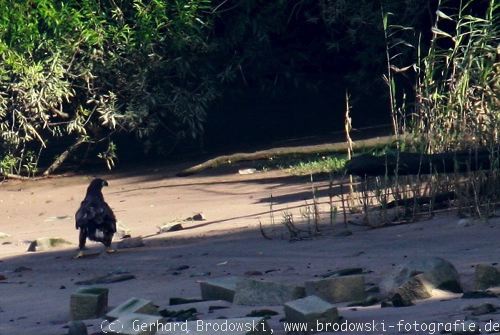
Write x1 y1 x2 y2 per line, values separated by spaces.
102 180 109 187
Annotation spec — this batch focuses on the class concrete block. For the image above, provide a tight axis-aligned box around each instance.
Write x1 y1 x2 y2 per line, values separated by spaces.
305 275 366 303
70 287 109 320
233 278 305 306
200 276 241 302
284 295 339 326
475 264 500 290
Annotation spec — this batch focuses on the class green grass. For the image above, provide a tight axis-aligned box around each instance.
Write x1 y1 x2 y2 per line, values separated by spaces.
288 156 347 175
257 154 348 175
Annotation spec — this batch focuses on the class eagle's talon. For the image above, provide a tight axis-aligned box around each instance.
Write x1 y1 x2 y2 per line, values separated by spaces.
105 248 117 254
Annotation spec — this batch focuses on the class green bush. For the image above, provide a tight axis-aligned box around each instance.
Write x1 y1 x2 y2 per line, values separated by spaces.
0 0 217 176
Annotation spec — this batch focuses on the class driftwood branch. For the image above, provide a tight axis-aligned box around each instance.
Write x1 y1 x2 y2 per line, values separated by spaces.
42 138 86 176
0 173 43 181
178 135 400 177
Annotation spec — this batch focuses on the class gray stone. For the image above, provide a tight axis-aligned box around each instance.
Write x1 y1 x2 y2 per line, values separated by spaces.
475 264 500 290
284 295 339 327
233 278 305 306
27 237 72 252
67 320 88 335
305 275 366 303
381 257 462 296
200 276 242 302
106 298 158 320
191 213 206 221
117 237 145 249
394 273 432 302
70 287 109 320
158 223 184 233
156 317 271 334
102 313 164 335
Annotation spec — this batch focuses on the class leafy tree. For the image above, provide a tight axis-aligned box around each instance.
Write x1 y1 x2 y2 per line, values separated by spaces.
0 0 217 176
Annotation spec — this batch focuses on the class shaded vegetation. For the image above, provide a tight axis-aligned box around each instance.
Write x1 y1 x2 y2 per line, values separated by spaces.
257 154 347 176
0 0 497 177
0 0 217 176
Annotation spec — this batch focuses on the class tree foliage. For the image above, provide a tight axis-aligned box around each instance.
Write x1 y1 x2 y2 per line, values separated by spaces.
0 0 216 176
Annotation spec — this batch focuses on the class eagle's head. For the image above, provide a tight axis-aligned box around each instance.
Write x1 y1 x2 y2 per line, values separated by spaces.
86 178 109 196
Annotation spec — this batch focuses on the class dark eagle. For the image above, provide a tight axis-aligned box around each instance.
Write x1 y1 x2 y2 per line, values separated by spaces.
74 178 116 258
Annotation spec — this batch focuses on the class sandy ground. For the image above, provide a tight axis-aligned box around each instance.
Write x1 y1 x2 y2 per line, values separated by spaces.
1 164 499 335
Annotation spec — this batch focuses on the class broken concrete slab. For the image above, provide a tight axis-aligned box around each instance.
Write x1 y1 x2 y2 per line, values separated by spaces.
200 276 242 302
305 275 366 303
475 264 500 290
106 297 159 321
116 222 132 239
27 237 72 252
102 313 164 335
284 295 339 327
70 287 109 320
158 223 184 233
117 237 145 249
156 317 272 335
233 278 305 306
